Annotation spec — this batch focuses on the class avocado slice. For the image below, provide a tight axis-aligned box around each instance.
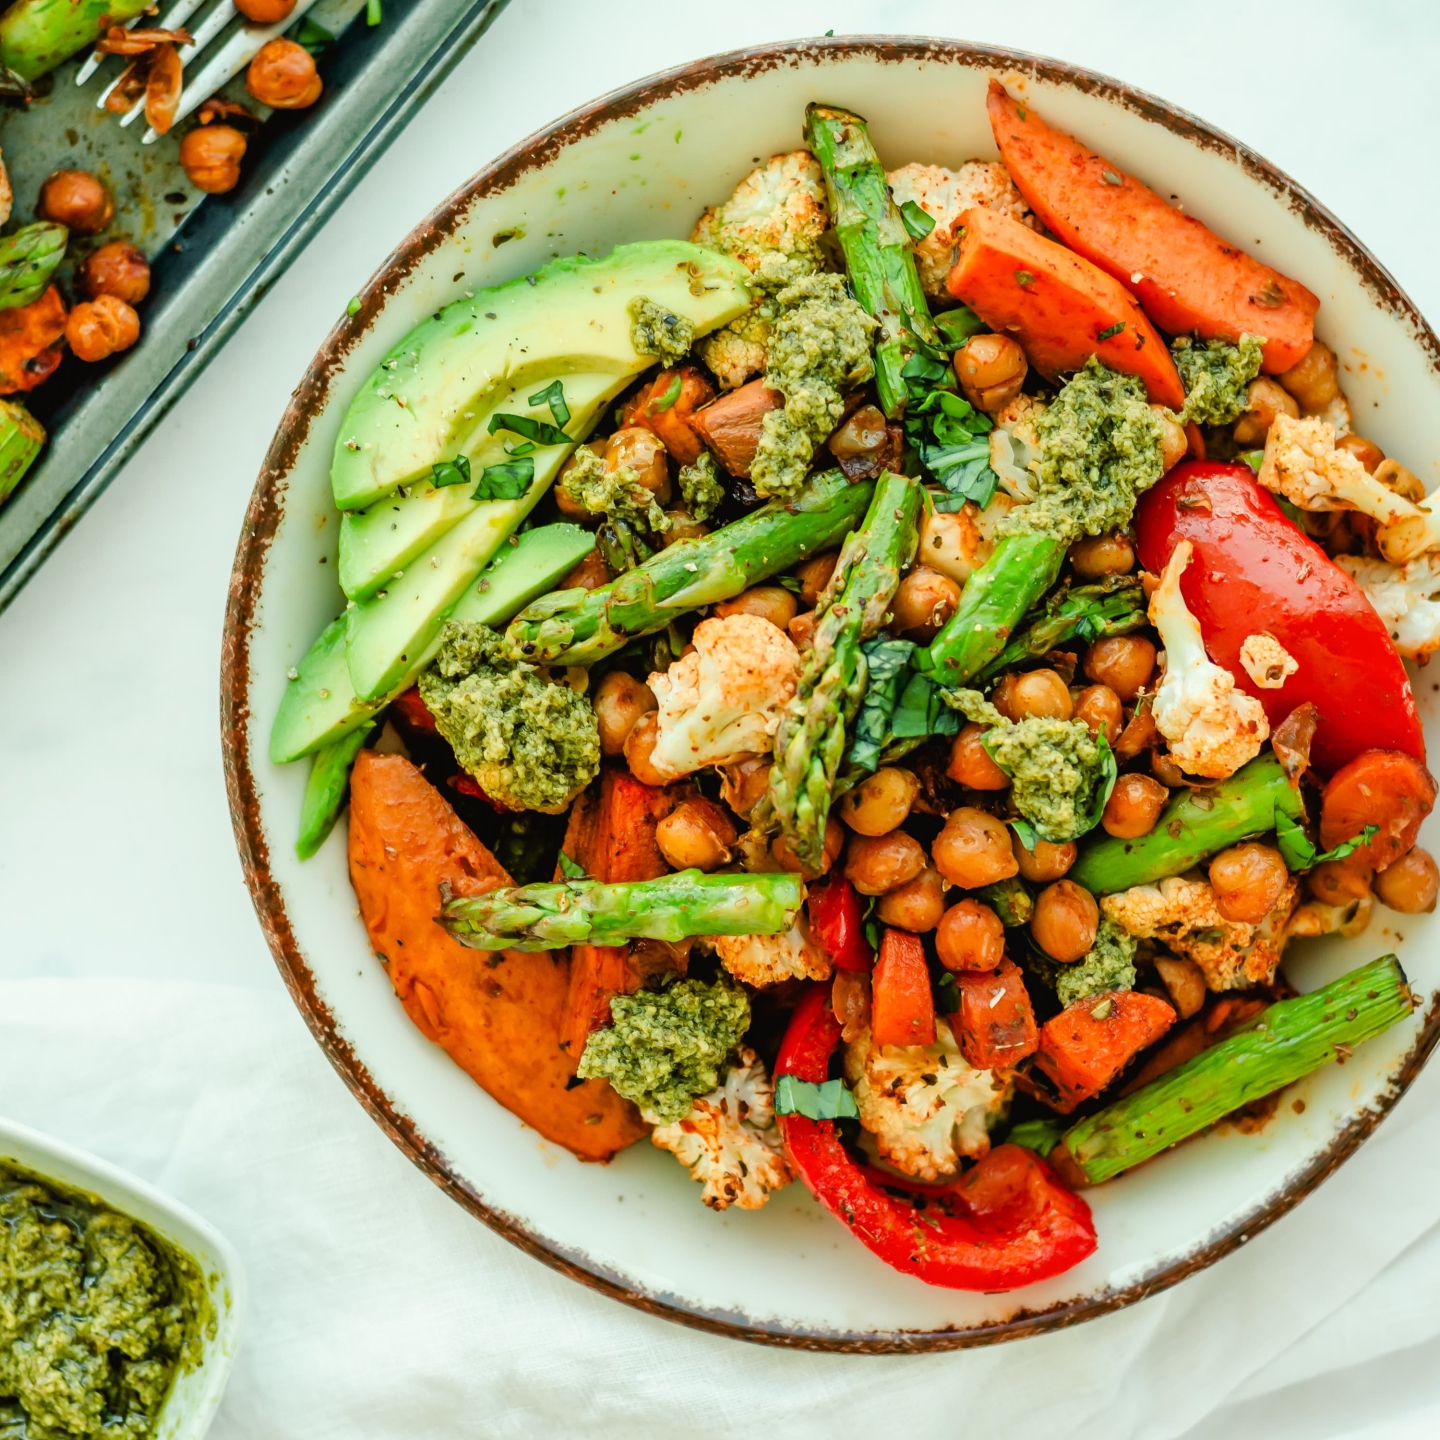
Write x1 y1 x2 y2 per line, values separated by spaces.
268 523 595 764
337 368 615 602
331 240 750 513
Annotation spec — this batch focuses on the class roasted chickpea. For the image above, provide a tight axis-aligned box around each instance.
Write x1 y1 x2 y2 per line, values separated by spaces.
592 670 656 756
1276 341 1340 414
606 426 670 503
840 765 919 836
1307 858 1373 906
661 509 708 546
1337 433 1384 474
992 667 1072 722
876 866 946 932
1031 879 1100 963
954 333 1027 412
1069 532 1135 579
246 38 322 109
827 403 889 463
622 710 671 788
1012 832 1076 883
918 505 988 586
1232 377 1300 447
1102 773 1169 839
656 798 737 872
773 816 844 880
36 169 113 234
714 584 796 631
935 899 1005 971
1375 846 1440 914
932 807 1018 889
558 549 611 591
554 441 606 520
794 551 838 606
1209 842 1289 924
1150 748 1188 788
787 610 817 649
65 295 140 363
76 242 149 305
1153 406 1188 471
178 125 247 194
946 723 1009 790
1083 635 1156 702
235 0 295 20
1073 684 1123 741
844 829 926 895
719 755 770 817
891 565 960 640
1154 956 1206 1020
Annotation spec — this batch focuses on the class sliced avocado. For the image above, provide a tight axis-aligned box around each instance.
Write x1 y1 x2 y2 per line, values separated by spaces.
331 240 750 513
338 368 615 602
268 523 595 763
296 721 374 860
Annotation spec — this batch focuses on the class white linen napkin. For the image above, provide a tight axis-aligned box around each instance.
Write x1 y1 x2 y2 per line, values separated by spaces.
3 975 1439 1440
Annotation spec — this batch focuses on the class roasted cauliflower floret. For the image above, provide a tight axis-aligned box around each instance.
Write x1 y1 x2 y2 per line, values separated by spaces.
844 1019 1010 1181
710 918 831 988
987 393 1046 501
1286 892 1374 940
650 1046 793 1210
1150 540 1269 779
1335 553 1440 660
1238 632 1299 690
696 308 771 390
691 150 829 272
1102 874 1300 991
1259 413 1422 526
886 161 1033 299
647 613 801 780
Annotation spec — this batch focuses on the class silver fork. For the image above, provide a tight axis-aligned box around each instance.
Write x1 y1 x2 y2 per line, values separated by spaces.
75 0 322 145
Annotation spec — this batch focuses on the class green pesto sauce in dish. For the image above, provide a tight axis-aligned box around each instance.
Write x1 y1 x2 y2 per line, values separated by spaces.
0 1166 209 1440
1173 333 1264 427
1055 917 1138 1009
985 716 1110 845
556 446 669 537
1001 358 1164 545
628 297 694 365
677 451 725 523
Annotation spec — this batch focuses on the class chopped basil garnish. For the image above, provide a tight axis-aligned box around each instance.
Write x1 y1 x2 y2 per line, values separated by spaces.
1275 815 1379 871
431 455 472 488
649 373 684 414
489 413 571 447
527 379 571 430
774 1075 859 1122
899 199 937 241
1097 321 1125 342
471 457 534 501
558 851 586 879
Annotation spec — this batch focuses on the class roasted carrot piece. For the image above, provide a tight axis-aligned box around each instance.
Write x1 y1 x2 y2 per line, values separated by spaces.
347 752 647 1162
624 364 716 466
947 205 1185 409
0 286 66 395
953 958 1039 1070
1319 749 1437 871
871 928 937 1047
1033 990 1176 1113
987 81 1318 374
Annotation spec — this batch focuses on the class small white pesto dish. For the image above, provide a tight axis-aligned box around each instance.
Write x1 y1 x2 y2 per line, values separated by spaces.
0 1115 244 1440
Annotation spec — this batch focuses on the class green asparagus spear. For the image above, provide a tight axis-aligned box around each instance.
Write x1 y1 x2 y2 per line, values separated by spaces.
505 469 873 666
804 104 941 417
0 224 67 311
1069 753 1305 894
1060 954 1412 1185
767 471 922 870
916 532 1068 687
0 398 45 504
296 723 374 860
979 876 1034 927
441 869 803 951
0 0 151 82
976 576 1148 682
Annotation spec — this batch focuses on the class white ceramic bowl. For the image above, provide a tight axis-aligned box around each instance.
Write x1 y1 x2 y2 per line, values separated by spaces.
0 1115 245 1435
223 38 1440 1350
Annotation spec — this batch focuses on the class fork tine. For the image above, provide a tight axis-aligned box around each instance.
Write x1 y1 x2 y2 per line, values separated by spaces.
117 0 236 126
76 0 215 86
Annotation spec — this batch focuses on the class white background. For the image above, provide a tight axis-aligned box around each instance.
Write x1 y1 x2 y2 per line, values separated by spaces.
4 2 1440 1436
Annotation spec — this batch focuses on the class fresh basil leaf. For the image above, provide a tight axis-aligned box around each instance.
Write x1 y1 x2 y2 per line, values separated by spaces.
933 306 985 346
1007 1118 1065 1157
527 379 571 429
505 441 536 457
1010 819 1040 852
1279 815 1380 870
649 373 683 414
1314 824 1379 864
935 972 960 1015
557 850 585 879
1097 321 1125 342
471 457 534 501
900 352 950 387
1078 730 1119 838
847 638 915 772
431 455 472 488
296 16 334 49
899 199 937 241
1240 449 1265 475
488 412 571 447
774 1074 859 1122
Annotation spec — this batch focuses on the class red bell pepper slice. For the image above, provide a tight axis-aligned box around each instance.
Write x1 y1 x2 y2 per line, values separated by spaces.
1134 461 1425 774
390 686 438 733
953 958 1039 1071
1034 990 1177 1113
807 876 875 973
775 984 1097 1290
871 928 936 1046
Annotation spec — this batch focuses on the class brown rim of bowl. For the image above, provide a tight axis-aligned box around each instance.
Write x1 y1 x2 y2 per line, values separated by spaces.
222 35 1440 1352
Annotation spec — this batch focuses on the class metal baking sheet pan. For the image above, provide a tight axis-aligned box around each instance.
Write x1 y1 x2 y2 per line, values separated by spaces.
0 0 509 614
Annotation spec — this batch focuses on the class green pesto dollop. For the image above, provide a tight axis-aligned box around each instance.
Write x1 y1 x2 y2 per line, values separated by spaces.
1174 333 1264 427
1000 358 1164 545
419 620 600 814
556 444 670 536
677 450 725 523
984 715 1111 844
629 297 694 365
577 975 750 1123
0 1167 208 1440
752 273 877 500
1055 916 1138 1008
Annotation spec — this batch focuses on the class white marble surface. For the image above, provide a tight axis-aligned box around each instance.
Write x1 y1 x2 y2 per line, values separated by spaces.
2 1 1439 1434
